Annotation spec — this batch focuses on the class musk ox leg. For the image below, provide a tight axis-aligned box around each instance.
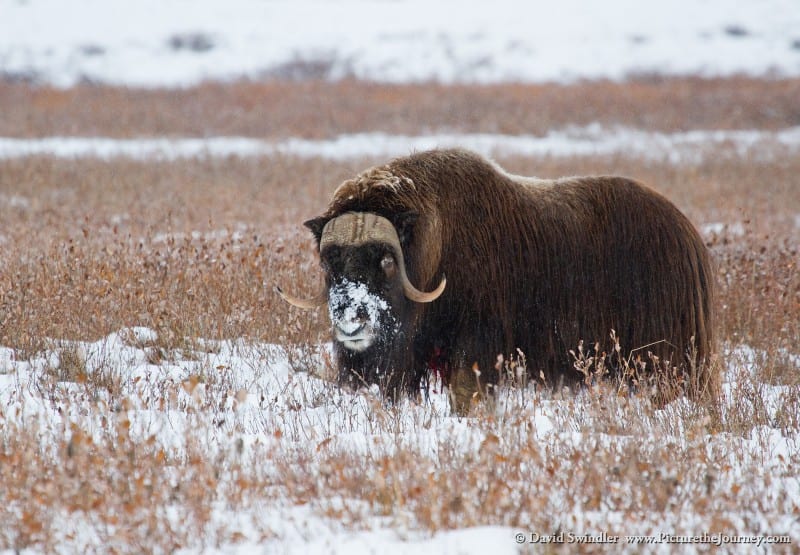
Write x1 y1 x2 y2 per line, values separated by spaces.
447 363 497 416
448 366 479 416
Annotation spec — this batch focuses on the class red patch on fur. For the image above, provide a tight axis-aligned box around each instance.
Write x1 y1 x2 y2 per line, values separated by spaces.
427 346 449 393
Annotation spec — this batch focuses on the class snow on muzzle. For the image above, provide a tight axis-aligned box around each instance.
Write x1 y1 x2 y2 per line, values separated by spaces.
328 279 395 352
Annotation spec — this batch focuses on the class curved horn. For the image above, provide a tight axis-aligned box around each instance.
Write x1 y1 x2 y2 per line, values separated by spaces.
396 250 446 303
321 212 446 303
274 285 327 309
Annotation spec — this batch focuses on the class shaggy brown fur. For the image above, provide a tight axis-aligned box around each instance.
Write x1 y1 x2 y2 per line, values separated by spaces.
305 148 716 414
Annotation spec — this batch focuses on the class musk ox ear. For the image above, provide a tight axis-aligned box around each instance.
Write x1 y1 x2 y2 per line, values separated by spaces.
303 216 330 243
392 211 419 247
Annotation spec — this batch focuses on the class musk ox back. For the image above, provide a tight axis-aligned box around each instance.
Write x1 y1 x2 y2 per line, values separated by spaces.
278 149 716 414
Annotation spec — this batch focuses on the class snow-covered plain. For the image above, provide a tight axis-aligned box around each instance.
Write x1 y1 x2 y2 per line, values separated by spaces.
3 0 800 165
2 330 798 553
2 125 800 162
3 0 800 86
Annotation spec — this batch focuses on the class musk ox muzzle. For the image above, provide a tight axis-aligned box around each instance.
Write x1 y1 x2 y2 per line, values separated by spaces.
275 212 446 309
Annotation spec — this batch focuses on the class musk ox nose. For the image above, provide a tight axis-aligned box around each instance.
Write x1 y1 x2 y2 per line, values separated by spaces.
336 319 365 336
338 306 369 332
329 294 370 324
328 279 394 352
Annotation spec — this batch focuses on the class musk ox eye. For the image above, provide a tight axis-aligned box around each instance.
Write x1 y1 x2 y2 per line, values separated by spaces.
380 254 396 277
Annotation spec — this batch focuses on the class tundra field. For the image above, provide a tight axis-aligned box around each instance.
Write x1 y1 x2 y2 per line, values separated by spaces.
1 77 799 553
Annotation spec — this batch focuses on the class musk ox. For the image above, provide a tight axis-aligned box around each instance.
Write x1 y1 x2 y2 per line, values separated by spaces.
278 149 715 414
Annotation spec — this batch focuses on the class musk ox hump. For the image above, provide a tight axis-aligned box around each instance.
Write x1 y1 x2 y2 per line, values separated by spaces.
333 168 416 201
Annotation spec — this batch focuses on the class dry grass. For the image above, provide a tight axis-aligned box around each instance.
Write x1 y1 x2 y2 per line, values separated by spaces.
1 77 799 552
0 156 351 353
2 153 797 361
1 76 800 138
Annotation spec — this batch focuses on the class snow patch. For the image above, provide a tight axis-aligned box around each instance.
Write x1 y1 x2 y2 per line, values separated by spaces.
2 126 800 161
700 221 746 238
2 0 800 86
0 193 31 209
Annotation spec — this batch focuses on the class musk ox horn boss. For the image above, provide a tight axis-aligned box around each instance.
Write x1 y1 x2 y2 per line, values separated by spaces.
277 149 716 415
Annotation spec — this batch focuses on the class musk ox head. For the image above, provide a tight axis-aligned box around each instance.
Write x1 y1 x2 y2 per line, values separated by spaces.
276 211 445 391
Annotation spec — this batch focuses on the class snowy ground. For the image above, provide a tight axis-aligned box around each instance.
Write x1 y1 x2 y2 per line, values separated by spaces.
2 125 800 162
2 0 800 87
1 330 798 553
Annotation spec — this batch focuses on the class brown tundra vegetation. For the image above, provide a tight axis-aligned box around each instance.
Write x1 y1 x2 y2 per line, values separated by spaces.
0 77 798 552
